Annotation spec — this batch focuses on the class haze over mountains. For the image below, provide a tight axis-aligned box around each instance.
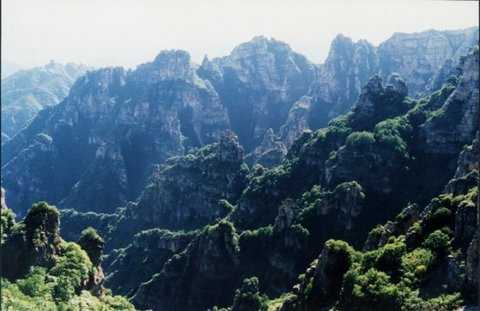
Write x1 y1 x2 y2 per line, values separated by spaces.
1 26 478 216
1 26 479 311
1 61 90 141
1 61 23 79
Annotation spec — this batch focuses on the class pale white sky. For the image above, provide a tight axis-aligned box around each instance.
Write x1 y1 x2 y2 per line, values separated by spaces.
1 0 478 69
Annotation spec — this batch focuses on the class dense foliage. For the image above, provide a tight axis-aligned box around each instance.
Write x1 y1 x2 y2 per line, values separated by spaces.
0 203 135 310
1 37 478 311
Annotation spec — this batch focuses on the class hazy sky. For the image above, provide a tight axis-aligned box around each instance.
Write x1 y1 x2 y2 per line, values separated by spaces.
2 0 478 69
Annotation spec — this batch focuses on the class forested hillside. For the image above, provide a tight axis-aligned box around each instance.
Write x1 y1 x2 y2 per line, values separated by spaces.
1 27 478 311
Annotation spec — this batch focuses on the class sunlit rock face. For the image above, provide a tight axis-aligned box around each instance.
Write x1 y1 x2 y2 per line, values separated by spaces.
1 61 90 140
308 34 380 129
198 36 318 151
1 52 231 216
378 27 479 96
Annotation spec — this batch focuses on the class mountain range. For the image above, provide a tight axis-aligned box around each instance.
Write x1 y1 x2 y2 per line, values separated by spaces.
1 26 479 311
2 27 478 217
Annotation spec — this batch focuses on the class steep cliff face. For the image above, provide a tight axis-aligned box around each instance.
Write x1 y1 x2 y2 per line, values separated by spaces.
1 61 90 140
109 132 248 246
104 229 196 297
267 28 478 151
308 35 379 128
198 36 317 151
420 46 479 155
378 27 479 96
132 220 241 311
1 51 231 216
246 128 288 168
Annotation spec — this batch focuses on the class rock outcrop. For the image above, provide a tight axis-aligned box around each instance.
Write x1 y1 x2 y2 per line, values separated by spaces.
1 202 62 280
105 229 196 297
246 128 287 168
308 35 379 128
110 132 247 246
132 220 241 311
198 36 317 151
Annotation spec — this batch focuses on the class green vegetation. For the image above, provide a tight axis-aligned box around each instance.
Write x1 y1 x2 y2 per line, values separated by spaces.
78 227 105 265
422 230 451 257
1 202 136 310
1 241 135 310
24 201 60 245
50 242 93 301
4 47 478 311
1 207 15 242
374 117 412 156
341 268 401 310
374 238 406 277
276 181 478 311
345 131 376 150
231 277 268 311
401 248 433 284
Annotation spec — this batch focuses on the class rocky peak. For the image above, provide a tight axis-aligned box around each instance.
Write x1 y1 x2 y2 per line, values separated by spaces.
1 48 232 215
199 54 222 81
71 66 126 96
130 49 199 85
65 67 126 123
307 35 378 128
217 131 244 162
220 35 316 88
24 202 60 243
198 36 316 151
246 128 287 168
152 50 194 80
386 73 408 97
326 34 355 59
2 202 62 280
279 96 313 148
230 35 291 59
1 61 90 138
348 74 409 130
363 74 384 94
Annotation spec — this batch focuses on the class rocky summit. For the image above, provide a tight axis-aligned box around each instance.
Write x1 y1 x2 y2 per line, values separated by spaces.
1 26 479 311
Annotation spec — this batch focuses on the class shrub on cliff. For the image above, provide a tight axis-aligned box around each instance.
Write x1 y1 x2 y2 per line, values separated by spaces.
24 201 60 245
78 227 105 266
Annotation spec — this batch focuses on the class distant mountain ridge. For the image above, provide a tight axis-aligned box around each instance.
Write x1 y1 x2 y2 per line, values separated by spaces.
1 61 90 140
